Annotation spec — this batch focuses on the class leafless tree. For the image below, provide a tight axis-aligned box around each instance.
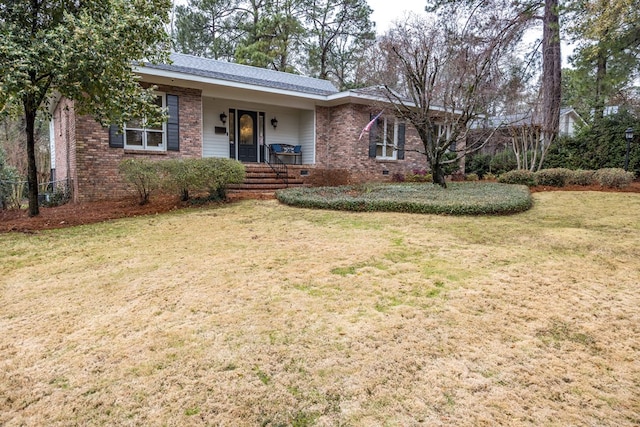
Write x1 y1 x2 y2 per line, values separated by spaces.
371 13 523 186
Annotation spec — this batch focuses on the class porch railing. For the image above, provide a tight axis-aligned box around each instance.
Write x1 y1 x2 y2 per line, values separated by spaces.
264 144 289 186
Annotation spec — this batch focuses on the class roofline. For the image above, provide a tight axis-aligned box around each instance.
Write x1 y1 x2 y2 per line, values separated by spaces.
136 65 457 114
135 65 330 101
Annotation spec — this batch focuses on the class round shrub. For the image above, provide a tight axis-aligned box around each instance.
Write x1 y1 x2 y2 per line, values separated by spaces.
497 170 536 186
534 168 573 187
566 170 596 186
465 173 479 181
594 168 634 188
118 158 162 204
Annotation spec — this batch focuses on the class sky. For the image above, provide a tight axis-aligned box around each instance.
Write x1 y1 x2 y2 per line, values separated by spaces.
367 0 427 33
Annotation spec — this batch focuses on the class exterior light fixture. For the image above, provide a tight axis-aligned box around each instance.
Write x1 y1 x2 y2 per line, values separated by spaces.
220 112 227 125
624 127 634 171
271 117 278 129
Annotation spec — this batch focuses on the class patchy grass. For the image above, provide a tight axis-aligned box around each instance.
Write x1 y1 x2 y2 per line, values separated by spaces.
276 182 533 215
1 192 639 426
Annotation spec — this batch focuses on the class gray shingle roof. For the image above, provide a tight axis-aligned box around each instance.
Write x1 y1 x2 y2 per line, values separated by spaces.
144 53 338 96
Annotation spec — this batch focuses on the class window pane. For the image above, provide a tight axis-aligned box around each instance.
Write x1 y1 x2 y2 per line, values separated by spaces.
127 118 143 129
147 131 163 147
126 130 143 146
239 113 254 145
229 111 235 144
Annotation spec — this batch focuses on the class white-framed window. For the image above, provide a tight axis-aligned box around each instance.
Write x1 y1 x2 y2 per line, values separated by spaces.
433 123 454 151
376 117 400 160
124 93 166 151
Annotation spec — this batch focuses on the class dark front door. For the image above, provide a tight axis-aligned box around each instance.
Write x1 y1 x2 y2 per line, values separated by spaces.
238 110 258 162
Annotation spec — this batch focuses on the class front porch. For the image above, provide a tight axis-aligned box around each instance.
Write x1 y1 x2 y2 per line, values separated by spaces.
201 95 316 165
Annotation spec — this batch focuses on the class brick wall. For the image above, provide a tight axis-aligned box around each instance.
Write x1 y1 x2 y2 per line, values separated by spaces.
72 85 202 202
52 98 78 201
315 104 428 183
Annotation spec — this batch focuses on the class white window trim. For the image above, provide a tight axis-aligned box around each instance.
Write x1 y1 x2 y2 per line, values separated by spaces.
376 117 399 160
124 92 167 151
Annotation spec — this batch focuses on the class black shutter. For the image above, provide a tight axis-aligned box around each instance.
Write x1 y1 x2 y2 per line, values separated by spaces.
368 113 378 158
109 125 124 148
397 122 405 160
167 94 180 151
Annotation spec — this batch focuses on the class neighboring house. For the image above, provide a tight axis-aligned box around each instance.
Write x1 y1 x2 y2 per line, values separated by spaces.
50 53 442 202
471 107 585 155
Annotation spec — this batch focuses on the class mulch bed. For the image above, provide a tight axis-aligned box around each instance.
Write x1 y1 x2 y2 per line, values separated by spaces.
2 182 639 233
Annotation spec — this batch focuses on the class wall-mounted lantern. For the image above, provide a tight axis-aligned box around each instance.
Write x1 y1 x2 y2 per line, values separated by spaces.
271 117 278 129
220 112 227 125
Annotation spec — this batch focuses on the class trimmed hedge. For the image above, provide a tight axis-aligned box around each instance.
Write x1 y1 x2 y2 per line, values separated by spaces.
276 182 533 216
119 158 245 204
497 170 536 186
534 168 573 187
497 167 634 189
594 168 635 188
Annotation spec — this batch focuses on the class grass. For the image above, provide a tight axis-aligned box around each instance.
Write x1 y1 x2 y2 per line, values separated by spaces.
1 192 639 426
276 182 533 215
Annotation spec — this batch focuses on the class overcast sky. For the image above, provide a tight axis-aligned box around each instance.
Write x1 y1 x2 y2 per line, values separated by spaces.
367 0 427 33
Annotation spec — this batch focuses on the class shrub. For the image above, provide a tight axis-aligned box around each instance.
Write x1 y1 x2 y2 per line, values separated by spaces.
483 172 497 181
566 169 596 186
490 150 518 175
391 173 405 182
202 158 245 199
276 182 532 215
497 169 536 186
118 158 162 205
160 158 245 201
465 173 479 181
594 168 634 188
467 153 492 179
406 168 432 182
534 168 573 187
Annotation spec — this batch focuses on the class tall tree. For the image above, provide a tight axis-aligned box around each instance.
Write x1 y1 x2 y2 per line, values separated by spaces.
173 0 241 61
565 0 640 122
426 0 562 169
304 0 375 86
0 0 171 216
233 0 306 71
374 13 521 186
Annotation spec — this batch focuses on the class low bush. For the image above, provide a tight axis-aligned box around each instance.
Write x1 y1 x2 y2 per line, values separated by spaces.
566 170 596 186
118 158 162 205
160 158 245 201
277 182 533 216
594 168 635 188
203 158 246 199
465 173 479 181
406 169 432 183
497 170 536 186
534 168 573 187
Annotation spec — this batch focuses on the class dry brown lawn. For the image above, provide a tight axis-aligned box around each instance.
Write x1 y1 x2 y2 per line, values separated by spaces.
1 191 639 426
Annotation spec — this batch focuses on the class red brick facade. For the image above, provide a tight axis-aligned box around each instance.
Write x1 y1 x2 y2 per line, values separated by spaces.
53 85 202 202
53 82 442 202
314 104 427 184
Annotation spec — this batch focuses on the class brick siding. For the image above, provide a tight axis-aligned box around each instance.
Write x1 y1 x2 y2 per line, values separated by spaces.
70 85 202 202
314 104 428 184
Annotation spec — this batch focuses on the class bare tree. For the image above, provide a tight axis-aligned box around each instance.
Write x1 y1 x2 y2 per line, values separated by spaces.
372 13 522 187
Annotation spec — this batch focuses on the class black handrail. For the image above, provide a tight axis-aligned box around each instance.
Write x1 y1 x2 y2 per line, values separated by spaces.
264 144 289 186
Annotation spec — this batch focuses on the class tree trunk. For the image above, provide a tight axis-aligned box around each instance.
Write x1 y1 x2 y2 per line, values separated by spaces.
24 101 40 217
540 0 561 171
593 51 607 123
432 160 447 188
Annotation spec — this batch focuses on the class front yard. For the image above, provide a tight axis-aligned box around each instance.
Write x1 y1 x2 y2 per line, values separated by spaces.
1 191 639 426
